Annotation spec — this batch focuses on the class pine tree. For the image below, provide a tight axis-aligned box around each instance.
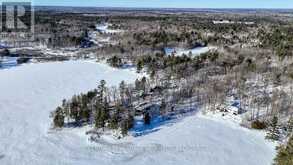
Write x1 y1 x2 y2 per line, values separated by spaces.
81 108 91 123
137 60 143 73
97 80 106 103
135 79 140 90
120 114 134 136
127 114 134 129
150 70 156 80
109 112 119 129
95 104 103 128
266 116 281 141
141 77 147 93
95 101 109 130
274 135 293 165
160 99 167 116
287 116 293 136
121 120 128 136
119 81 126 105
53 107 65 128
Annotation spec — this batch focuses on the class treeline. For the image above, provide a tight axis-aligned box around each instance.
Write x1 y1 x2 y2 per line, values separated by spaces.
52 74 158 135
268 116 293 165
133 30 205 48
258 26 293 59
52 80 136 136
264 116 293 141
136 50 220 78
107 56 123 68
275 134 293 165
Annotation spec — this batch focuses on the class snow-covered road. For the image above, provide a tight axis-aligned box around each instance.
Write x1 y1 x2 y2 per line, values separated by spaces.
0 61 276 165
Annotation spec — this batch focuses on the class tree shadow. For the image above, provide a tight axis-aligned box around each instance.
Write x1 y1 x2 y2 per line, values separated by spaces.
131 106 199 137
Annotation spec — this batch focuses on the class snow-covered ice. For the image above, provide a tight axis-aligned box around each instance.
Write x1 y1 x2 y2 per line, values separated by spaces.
0 60 276 165
0 61 140 165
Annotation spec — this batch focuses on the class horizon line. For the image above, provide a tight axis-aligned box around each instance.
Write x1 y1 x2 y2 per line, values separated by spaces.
32 5 293 10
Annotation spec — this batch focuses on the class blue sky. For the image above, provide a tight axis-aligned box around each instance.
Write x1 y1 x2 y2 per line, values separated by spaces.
4 0 293 9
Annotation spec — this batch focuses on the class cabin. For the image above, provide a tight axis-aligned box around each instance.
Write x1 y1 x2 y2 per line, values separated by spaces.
226 105 241 115
217 101 242 115
134 102 161 117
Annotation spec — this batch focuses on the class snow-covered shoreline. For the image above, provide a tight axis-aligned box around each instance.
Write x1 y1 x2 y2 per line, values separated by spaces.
0 61 276 165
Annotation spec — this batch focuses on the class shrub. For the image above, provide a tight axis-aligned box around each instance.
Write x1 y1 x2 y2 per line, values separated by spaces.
53 107 65 128
251 120 267 130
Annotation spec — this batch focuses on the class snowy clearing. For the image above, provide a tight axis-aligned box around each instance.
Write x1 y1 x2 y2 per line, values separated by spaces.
0 60 275 165
96 23 123 34
164 46 216 57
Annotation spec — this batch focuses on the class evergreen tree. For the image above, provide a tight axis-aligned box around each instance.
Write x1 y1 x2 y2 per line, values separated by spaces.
73 107 82 126
266 116 281 141
141 77 147 93
95 103 104 128
95 101 109 129
81 108 91 123
107 56 122 67
53 107 65 128
137 60 143 73
127 114 134 129
109 111 119 129
160 99 167 116
68 96 82 126
150 70 156 80
97 80 106 103
121 120 128 136
287 116 293 136
119 81 126 104
121 114 134 136
274 135 293 165
135 79 140 90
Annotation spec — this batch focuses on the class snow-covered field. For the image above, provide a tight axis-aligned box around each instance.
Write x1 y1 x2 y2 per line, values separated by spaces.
0 61 276 165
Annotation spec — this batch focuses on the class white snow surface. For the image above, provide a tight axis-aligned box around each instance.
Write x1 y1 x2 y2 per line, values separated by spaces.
96 24 123 34
164 46 216 57
0 60 275 165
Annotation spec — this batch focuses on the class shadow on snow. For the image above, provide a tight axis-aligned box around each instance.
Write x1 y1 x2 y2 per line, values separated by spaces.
131 105 199 137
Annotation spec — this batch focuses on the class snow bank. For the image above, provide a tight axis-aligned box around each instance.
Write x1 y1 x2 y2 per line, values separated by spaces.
0 60 275 165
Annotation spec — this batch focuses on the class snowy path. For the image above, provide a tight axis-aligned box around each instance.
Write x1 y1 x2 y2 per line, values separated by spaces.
0 61 275 165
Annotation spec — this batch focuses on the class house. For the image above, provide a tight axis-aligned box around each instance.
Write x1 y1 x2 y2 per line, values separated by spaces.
134 102 161 117
217 101 243 115
226 105 241 115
